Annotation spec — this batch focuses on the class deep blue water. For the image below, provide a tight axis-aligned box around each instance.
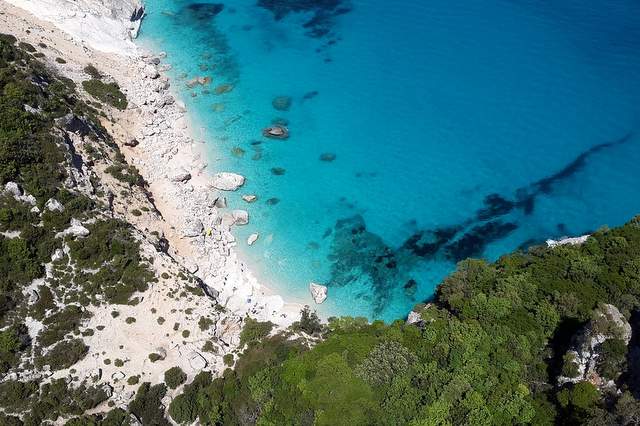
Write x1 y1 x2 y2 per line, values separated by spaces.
139 0 640 321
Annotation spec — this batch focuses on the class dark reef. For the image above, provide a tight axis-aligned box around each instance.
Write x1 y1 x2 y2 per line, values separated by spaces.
324 133 634 314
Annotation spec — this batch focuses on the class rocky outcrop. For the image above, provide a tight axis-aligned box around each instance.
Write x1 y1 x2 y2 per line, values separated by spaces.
546 235 590 248
558 304 632 391
6 0 145 54
309 283 327 304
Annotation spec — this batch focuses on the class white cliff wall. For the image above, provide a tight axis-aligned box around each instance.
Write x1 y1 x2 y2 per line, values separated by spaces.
5 0 144 55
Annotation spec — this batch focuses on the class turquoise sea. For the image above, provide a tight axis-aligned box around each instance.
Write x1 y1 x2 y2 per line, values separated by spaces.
139 0 640 322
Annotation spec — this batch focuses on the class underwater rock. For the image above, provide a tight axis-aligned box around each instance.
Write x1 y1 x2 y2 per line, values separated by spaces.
403 279 417 297
266 197 280 206
212 172 245 191
271 167 286 175
186 76 211 88
263 125 289 139
303 90 319 100
214 84 234 94
319 153 336 162
231 147 245 157
272 95 292 111
309 282 328 304
445 220 517 262
212 103 225 112
184 3 224 21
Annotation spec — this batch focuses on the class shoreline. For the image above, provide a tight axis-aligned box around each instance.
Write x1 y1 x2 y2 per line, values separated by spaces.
0 1 302 327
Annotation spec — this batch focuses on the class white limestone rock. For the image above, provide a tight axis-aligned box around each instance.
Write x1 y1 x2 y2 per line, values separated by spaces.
232 210 249 226
309 282 328 304
183 219 204 237
188 351 207 371
242 194 257 203
58 218 90 238
45 198 65 212
4 182 21 197
170 172 191 183
212 172 245 191
546 235 590 248
406 311 423 325
247 233 259 246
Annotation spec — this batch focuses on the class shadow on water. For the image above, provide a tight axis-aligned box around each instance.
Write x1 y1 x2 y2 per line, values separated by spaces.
326 133 634 315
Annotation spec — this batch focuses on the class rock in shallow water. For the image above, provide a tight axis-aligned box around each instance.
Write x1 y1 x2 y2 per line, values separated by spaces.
319 152 336 162
212 172 245 191
247 233 259 245
309 282 328 304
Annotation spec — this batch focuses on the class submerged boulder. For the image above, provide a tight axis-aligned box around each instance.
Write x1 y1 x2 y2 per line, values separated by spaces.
272 95 292 111
309 282 328 304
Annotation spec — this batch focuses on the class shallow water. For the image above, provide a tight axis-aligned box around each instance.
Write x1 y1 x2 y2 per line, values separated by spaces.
139 0 640 322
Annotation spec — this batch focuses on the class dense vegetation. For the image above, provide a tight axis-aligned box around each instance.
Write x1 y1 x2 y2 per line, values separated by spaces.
165 217 640 425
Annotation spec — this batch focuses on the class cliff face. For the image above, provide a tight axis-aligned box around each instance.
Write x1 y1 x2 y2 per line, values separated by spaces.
5 0 144 54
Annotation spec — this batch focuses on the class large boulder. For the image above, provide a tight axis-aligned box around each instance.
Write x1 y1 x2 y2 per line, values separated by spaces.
309 282 327 304
45 198 65 212
58 218 90 238
188 351 207 371
212 172 245 191
232 210 249 226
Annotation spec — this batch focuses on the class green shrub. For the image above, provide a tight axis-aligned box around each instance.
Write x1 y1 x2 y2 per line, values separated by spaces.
239 317 273 348
37 338 88 370
81 79 127 110
18 41 36 52
223 353 234 367
83 64 102 79
128 383 169 425
148 353 163 362
164 366 187 389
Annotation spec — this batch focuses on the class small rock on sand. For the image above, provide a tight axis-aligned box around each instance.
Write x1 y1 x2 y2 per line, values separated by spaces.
170 172 191 183
212 172 245 191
